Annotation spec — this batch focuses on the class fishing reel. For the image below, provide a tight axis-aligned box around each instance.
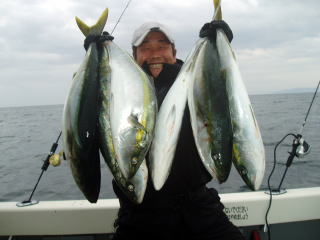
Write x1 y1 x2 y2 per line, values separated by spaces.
265 133 311 196
48 151 65 167
286 134 311 168
295 135 311 158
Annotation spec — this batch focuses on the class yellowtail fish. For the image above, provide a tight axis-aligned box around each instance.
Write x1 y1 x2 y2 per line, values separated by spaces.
187 38 233 183
98 45 148 203
214 0 265 190
62 9 109 203
149 42 211 190
106 40 157 179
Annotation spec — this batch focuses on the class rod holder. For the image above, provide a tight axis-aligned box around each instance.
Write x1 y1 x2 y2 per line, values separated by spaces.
265 188 287 195
16 200 39 207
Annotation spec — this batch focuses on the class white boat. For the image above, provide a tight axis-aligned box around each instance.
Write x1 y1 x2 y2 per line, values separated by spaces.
1 187 320 239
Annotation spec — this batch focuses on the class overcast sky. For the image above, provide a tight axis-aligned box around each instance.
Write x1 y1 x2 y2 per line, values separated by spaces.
0 0 319 107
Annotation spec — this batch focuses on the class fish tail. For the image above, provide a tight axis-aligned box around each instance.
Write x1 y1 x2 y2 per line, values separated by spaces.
75 8 109 36
213 0 222 20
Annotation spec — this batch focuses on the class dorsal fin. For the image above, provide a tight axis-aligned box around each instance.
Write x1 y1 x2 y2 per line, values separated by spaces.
213 0 222 20
75 8 109 37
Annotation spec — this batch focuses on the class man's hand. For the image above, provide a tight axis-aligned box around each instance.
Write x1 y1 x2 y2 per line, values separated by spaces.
84 31 114 51
199 20 233 42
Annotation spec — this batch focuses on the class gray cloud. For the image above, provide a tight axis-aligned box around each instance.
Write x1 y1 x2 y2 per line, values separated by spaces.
0 0 319 107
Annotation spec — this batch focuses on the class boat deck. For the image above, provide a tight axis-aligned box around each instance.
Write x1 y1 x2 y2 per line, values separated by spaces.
1 187 320 240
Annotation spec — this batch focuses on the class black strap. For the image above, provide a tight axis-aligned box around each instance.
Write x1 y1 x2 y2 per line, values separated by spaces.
199 20 233 42
84 31 114 51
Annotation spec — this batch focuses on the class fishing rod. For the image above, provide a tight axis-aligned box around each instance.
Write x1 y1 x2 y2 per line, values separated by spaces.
17 132 62 207
111 0 132 35
16 1 133 207
264 80 320 240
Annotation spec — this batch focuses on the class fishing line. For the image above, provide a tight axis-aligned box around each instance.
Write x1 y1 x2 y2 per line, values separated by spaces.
111 0 133 35
264 80 320 240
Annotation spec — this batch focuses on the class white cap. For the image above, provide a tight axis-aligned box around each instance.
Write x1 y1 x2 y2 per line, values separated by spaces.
131 22 175 47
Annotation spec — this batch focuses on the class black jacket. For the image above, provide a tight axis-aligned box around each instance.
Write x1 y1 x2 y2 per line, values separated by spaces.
113 59 212 208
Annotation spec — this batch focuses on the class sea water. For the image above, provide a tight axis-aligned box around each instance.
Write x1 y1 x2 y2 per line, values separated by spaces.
0 93 319 202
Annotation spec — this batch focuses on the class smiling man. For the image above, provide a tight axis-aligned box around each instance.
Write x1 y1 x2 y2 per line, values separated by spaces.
128 22 184 106
111 21 244 240
132 22 177 78
135 30 175 77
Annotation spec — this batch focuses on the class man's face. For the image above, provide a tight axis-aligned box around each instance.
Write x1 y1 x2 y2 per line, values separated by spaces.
136 31 176 78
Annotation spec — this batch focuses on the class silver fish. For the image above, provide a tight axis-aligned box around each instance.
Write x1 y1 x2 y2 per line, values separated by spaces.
105 41 157 179
62 8 109 203
98 45 148 204
213 0 265 190
149 43 204 190
216 29 265 190
187 37 233 183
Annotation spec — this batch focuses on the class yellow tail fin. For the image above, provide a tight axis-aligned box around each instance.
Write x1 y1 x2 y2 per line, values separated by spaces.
213 0 222 20
75 8 109 36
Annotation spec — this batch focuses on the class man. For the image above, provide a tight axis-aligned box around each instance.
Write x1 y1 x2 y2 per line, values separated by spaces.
111 21 245 240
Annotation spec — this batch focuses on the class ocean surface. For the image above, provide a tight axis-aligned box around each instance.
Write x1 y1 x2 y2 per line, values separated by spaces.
0 93 319 202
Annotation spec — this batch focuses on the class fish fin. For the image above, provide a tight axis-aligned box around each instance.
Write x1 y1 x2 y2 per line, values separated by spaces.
75 8 109 37
166 105 176 137
128 114 149 147
220 68 227 82
232 143 240 164
249 104 259 130
213 0 222 20
127 115 148 133
72 72 77 79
